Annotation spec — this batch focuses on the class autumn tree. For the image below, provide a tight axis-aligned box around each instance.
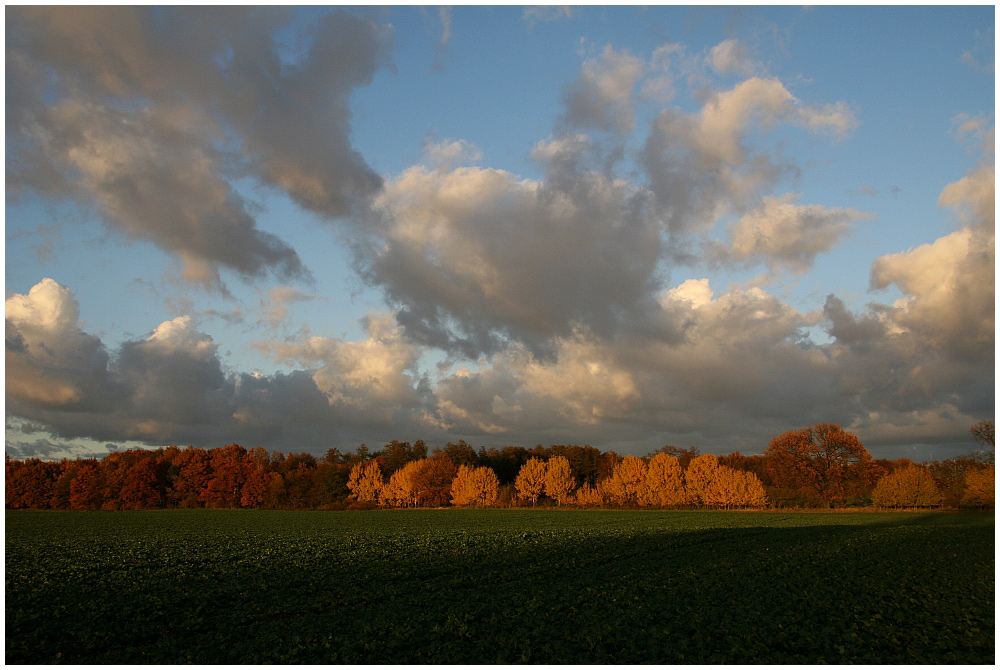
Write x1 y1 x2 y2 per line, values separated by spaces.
347 460 384 504
49 460 78 509
571 481 604 506
514 458 547 505
201 444 249 508
764 424 883 505
870 464 943 508
704 466 768 508
119 456 166 509
6 458 57 509
544 455 575 505
649 445 700 470
960 465 995 508
549 444 603 486
604 456 647 506
241 447 281 508
638 453 688 507
380 459 426 507
168 447 212 508
412 452 459 507
684 454 719 506
451 465 499 507
69 462 103 510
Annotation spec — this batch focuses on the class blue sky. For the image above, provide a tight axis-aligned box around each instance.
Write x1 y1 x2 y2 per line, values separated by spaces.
5 5 994 461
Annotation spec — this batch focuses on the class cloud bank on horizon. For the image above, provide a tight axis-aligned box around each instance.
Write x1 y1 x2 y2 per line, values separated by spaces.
5 6 994 461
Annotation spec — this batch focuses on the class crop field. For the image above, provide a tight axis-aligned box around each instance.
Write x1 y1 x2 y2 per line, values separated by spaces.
5 509 994 664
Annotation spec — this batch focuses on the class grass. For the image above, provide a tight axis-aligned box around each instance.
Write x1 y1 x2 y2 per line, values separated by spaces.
5 508 994 664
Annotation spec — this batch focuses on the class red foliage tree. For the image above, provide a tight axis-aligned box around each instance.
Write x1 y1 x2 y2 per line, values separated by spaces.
168 447 212 508
6 457 56 508
119 455 166 509
201 444 248 508
68 461 103 510
765 423 883 505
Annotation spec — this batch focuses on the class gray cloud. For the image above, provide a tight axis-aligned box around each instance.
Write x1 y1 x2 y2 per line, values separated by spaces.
6 6 388 287
354 154 664 359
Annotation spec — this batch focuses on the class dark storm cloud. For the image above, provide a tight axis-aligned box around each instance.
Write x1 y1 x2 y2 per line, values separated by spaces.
6 6 388 287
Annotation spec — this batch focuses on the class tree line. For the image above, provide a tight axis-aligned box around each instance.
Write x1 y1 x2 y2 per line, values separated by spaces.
5 421 994 511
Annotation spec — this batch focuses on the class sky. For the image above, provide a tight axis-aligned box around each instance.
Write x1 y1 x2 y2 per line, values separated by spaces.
5 5 995 462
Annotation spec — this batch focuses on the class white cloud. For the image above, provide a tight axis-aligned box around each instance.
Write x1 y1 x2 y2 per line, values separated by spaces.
719 194 864 276
259 313 427 421
708 39 759 77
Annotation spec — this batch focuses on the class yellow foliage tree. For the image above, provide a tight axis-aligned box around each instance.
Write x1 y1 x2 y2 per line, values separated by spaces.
380 459 424 507
685 454 718 506
544 455 575 505
514 458 547 505
961 465 995 508
571 481 604 506
638 453 688 507
704 466 768 508
604 456 647 506
451 465 500 507
347 461 383 504
870 464 942 508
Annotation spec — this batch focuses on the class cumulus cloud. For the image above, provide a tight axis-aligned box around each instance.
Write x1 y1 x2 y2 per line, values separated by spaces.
421 280 840 451
708 38 759 77
6 279 116 409
258 313 430 424
6 6 388 287
715 194 865 277
821 141 994 435
356 161 662 358
559 45 645 135
642 77 858 242
5 280 435 450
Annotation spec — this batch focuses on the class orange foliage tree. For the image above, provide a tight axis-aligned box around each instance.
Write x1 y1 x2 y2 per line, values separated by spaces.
5 458 57 509
514 458 548 505
684 454 718 506
451 465 500 507
604 456 647 506
870 464 943 508
638 453 688 507
544 455 575 505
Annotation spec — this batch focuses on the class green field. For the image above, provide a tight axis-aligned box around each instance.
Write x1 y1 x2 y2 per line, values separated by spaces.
5 509 994 664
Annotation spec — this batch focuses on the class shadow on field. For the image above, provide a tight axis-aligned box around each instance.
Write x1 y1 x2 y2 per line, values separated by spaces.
5 511 994 664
